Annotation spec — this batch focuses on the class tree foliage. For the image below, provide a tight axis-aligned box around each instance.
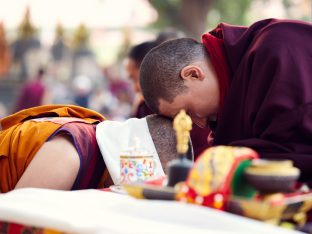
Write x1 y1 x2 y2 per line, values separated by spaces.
209 0 252 27
148 0 310 39
148 0 212 39
148 0 251 39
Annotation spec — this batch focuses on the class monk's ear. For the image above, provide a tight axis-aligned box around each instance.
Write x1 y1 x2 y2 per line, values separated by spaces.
180 65 205 81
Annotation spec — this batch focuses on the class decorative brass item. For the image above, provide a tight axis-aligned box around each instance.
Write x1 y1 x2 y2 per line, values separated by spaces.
173 109 192 154
167 109 193 187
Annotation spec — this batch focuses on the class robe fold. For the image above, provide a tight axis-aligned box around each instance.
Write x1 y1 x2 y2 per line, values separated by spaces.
0 105 107 192
204 19 312 181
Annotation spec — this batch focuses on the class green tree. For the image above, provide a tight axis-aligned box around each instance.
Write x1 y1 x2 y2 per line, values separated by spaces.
148 0 252 39
208 0 252 28
148 0 309 39
148 0 213 39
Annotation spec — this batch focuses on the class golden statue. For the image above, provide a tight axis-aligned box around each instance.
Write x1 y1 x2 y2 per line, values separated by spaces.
167 109 193 187
173 109 192 154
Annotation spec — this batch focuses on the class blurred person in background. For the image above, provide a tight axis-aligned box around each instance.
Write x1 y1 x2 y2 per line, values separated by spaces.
14 67 49 112
126 40 158 118
0 22 11 78
0 102 8 119
72 74 93 108
108 78 133 120
98 64 134 121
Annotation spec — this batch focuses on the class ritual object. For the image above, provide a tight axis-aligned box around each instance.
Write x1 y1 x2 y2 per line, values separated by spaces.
120 137 156 185
244 159 300 194
121 110 312 230
176 146 258 209
167 109 193 187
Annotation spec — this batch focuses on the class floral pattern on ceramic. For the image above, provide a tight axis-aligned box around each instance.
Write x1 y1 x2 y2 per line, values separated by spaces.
120 155 156 184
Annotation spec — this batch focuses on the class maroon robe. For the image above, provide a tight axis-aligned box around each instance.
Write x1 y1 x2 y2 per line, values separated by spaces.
15 79 45 112
208 19 312 181
133 100 154 119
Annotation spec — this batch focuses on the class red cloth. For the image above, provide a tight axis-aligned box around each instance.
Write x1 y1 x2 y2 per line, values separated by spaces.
0 220 62 233
133 100 154 119
202 28 230 108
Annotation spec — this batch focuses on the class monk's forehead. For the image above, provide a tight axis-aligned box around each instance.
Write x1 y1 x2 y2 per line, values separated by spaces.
158 96 188 118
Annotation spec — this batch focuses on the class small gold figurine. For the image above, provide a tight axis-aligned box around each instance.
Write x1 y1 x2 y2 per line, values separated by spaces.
167 109 193 187
173 109 192 154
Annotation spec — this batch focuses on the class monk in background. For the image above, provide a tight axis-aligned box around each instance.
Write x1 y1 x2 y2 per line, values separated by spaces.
140 18 312 183
14 67 49 112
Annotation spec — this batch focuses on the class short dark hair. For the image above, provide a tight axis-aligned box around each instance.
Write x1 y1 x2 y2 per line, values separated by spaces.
146 114 193 173
140 38 208 113
128 40 159 66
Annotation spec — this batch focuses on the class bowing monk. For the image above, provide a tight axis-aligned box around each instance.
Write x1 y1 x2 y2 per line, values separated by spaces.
0 105 183 193
139 18 312 182
127 40 210 158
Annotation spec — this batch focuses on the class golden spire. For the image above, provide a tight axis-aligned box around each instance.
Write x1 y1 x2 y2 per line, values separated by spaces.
173 109 192 154
72 23 89 49
18 6 36 39
55 23 65 41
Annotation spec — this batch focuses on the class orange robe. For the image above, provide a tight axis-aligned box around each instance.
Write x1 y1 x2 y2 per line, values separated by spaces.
0 105 105 193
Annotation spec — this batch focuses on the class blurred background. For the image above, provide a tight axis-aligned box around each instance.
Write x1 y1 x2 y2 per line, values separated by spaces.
0 0 311 120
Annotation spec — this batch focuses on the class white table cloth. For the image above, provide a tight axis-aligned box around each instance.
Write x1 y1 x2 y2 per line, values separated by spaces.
0 188 303 234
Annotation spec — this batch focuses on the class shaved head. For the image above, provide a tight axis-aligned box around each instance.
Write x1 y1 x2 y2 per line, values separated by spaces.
140 38 208 113
146 114 193 173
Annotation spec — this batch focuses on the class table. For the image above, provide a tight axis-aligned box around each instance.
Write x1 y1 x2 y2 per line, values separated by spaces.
0 188 304 234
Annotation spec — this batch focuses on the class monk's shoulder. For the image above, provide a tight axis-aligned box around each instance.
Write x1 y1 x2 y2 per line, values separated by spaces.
249 20 311 55
256 20 311 42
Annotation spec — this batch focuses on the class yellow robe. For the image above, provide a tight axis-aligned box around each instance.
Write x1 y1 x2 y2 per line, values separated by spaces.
0 105 105 193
